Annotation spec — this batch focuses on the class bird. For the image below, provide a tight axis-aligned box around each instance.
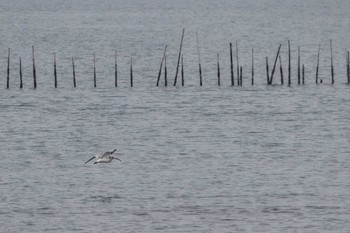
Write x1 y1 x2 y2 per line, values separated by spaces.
84 149 121 164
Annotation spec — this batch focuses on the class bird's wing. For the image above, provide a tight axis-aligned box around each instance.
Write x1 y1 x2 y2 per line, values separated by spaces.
101 152 111 159
84 156 95 164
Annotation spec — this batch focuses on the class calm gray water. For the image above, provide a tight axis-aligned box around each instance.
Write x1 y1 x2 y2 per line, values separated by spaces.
1 0 350 232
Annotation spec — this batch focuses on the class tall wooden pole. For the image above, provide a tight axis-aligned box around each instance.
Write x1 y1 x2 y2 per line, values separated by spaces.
32 46 37 89
173 28 185 86
54 53 57 88
236 41 240 86
19 57 23 89
217 53 220 86
330 39 334 84
251 48 254 85
6 48 10 89
316 44 321 84
93 53 96 88
288 40 291 86
115 51 118 87
72 57 76 88
230 43 234 86
156 45 167 86
196 32 203 86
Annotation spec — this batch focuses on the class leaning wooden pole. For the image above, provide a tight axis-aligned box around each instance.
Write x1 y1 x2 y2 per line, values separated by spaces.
240 66 243 86
130 57 133 87
156 45 167 86
217 53 220 86
173 28 185 86
32 46 37 89
268 44 282 85
330 39 334 84
181 55 184 86
19 57 23 89
54 53 57 88
266 57 270 85
72 57 76 88
114 51 118 87
164 55 168 86
230 43 234 86
251 48 254 86
6 48 10 89
93 53 96 88
196 32 203 86
298 46 301 85
316 44 321 84
236 41 240 86
302 64 305 85
279 55 284 85
346 51 350 84
288 40 291 86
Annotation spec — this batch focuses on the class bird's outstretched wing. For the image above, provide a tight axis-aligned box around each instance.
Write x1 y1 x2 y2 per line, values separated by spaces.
84 156 95 164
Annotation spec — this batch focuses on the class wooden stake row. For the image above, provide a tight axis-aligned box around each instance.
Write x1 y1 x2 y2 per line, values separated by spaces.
3 38 347 89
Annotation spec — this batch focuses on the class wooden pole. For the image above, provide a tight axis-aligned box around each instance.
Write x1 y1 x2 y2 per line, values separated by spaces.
93 53 96 88
164 55 167 86
279 55 284 85
266 57 270 85
230 43 234 86
288 40 291 86
217 53 220 86
173 28 185 86
236 41 240 86
302 64 305 84
19 57 23 89
54 53 57 88
156 45 167 86
330 39 334 84
268 44 282 85
298 46 300 85
115 51 118 87
251 48 254 86
32 46 37 89
240 66 243 86
130 57 133 87
196 32 203 86
316 44 321 84
7 48 10 89
181 55 184 86
72 57 76 88
346 51 350 84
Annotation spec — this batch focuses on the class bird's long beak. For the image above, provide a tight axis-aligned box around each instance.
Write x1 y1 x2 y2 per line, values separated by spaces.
84 156 95 164
116 158 121 162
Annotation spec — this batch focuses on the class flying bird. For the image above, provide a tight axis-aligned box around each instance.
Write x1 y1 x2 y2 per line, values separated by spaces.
84 149 121 164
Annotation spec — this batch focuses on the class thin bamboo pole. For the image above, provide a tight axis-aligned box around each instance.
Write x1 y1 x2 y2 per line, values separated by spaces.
330 39 334 84
173 28 185 86
217 53 220 86
130 57 133 87
93 53 96 88
32 46 37 89
316 44 321 84
268 44 282 85
72 57 76 88
251 48 254 86
288 40 291 86
156 45 167 86
6 48 10 89
19 57 23 89
115 51 118 87
54 53 57 88
279 55 284 85
230 43 234 86
196 32 203 86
